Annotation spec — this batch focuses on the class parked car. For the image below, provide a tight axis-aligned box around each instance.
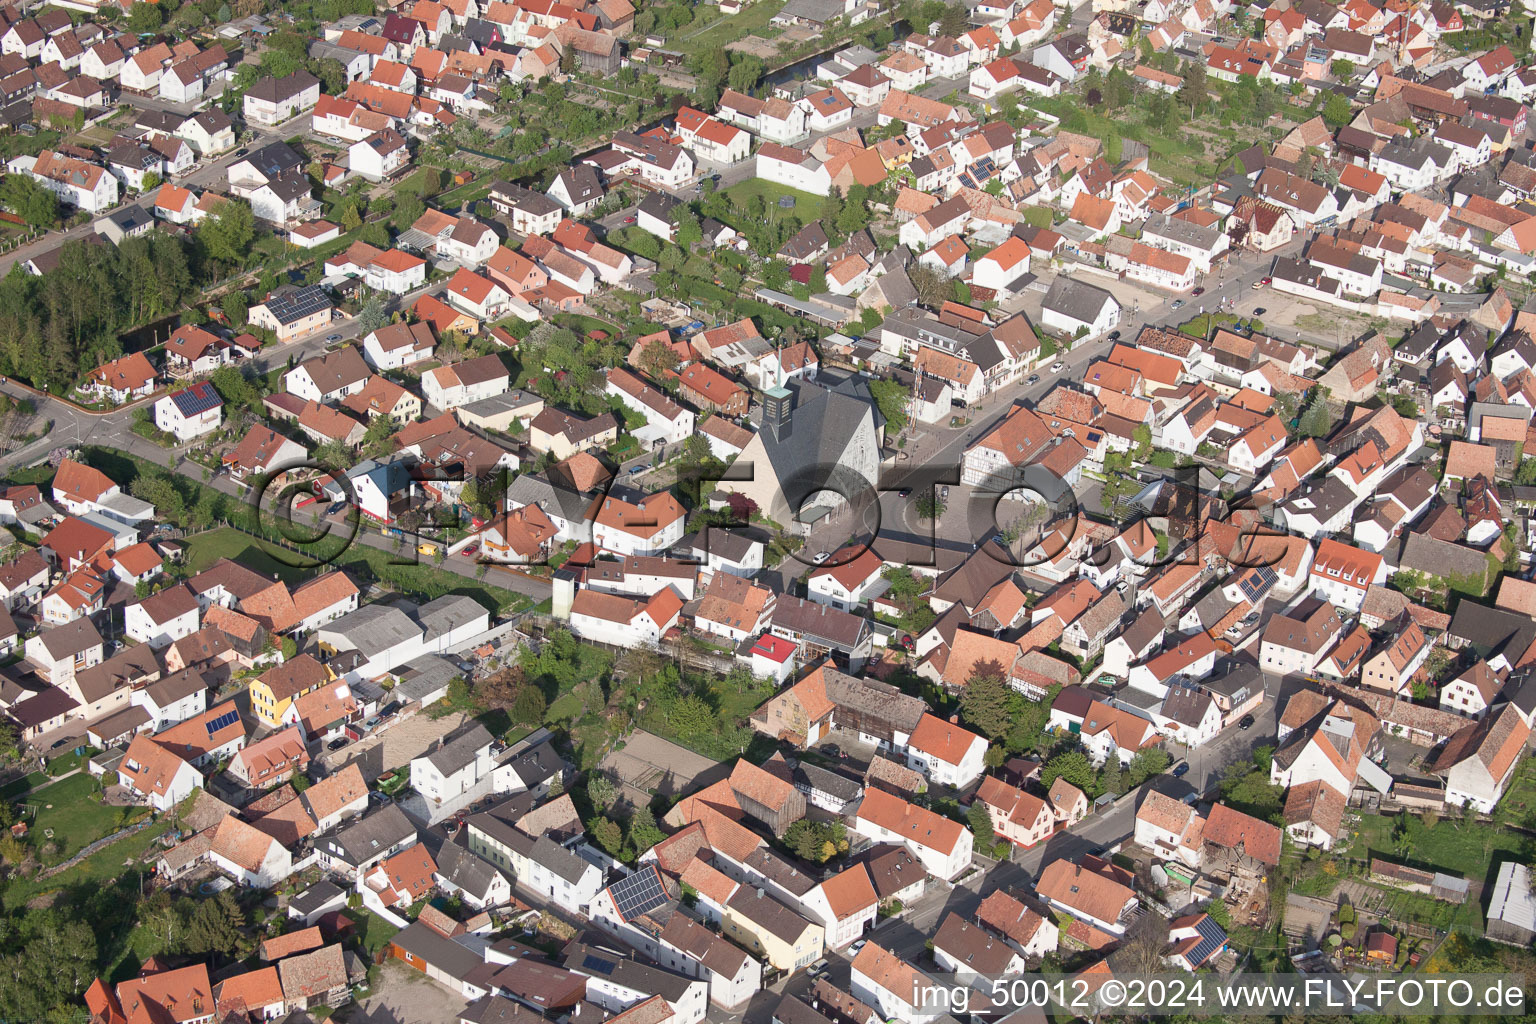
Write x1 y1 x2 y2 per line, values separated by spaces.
327 334 343 342
1050 361 1065 372
1107 330 1121 341
1239 714 1255 730
1170 299 1185 310
1252 280 1264 290
1171 761 1190 777
812 551 830 564
1026 373 1040 385
1191 286 1206 297
1252 307 1267 315
328 737 348 751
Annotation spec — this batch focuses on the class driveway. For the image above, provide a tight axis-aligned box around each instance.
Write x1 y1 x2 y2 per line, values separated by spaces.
343 961 467 1024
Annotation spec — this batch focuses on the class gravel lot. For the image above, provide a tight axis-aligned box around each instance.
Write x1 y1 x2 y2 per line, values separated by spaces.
345 961 467 1024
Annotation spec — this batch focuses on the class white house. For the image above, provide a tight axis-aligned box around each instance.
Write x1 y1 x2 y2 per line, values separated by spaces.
243 71 321 127
422 354 510 411
153 382 224 443
905 713 988 788
362 321 437 371
124 584 201 649
567 589 683 648
1041 277 1120 338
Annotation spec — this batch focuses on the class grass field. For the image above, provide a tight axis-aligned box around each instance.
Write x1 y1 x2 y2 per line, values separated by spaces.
345 908 402 956
21 774 148 866
1494 757 1536 827
181 527 533 615
2 819 170 911
673 0 785 57
1351 810 1526 902
722 178 825 220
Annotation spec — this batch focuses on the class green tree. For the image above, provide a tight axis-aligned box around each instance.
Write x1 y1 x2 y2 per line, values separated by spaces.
868 378 910 435
1297 389 1335 437
1176 61 1206 116
359 220 390 247
967 802 995 847
511 684 546 724
960 673 1017 739
198 199 256 270
938 0 968 35
1042 750 1097 795
209 365 258 409
0 174 59 228
221 290 249 325
128 0 164 32
0 914 97 1019
668 694 716 737
590 816 624 855
727 54 765 93
1126 747 1171 787
587 772 617 809
315 439 352 469
1330 59 1355 79
628 805 665 853
185 890 245 957
915 493 946 520
1322 91 1354 128
357 297 389 335
362 414 395 459
394 190 426 229
312 56 347 95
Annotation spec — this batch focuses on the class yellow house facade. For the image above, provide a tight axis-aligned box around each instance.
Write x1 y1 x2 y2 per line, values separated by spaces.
248 653 332 728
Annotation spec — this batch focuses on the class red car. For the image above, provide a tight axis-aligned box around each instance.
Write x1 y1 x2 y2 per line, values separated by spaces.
1192 286 1206 296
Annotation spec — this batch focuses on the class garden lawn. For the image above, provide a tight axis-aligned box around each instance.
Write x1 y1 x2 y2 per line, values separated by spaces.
345 908 401 956
2 819 170 911
721 178 824 220
674 0 784 58
1494 756 1536 827
0 771 50 801
22 773 146 866
1350 811 1525 898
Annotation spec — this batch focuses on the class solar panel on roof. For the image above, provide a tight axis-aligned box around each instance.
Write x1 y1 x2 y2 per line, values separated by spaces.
608 867 667 921
1237 564 1278 603
173 383 224 416
268 285 332 323
581 954 615 975
205 709 239 735
1186 915 1227 966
